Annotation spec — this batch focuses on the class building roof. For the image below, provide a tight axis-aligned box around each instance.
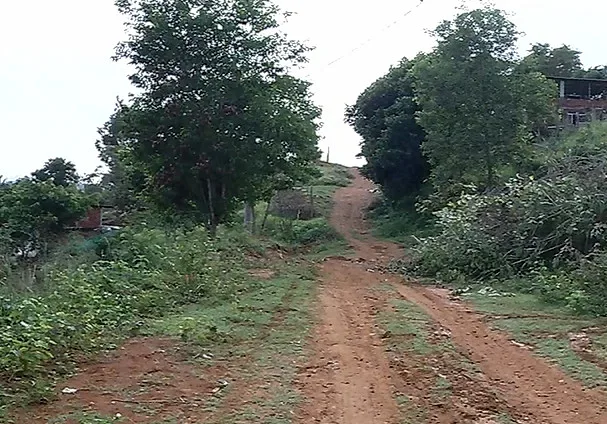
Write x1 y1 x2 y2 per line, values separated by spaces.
547 76 607 83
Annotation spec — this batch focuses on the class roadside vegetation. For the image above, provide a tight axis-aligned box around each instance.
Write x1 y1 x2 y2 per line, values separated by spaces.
349 5 607 390
0 159 347 420
0 0 349 420
349 6 607 317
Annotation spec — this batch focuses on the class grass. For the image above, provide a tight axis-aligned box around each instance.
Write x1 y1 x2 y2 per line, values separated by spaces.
377 298 437 356
375 291 452 422
312 162 353 188
368 200 435 246
376 285 524 423
496 413 518 424
48 411 123 423
205 262 318 424
18 245 324 424
465 291 607 388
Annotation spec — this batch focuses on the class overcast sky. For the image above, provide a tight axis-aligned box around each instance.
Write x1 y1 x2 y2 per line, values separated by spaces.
1 0 605 179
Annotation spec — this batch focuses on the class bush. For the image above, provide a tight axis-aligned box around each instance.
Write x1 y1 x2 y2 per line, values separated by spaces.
533 253 607 316
0 226 246 393
412 156 607 281
407 123 607 316
369 198 435 245
264 217 339 246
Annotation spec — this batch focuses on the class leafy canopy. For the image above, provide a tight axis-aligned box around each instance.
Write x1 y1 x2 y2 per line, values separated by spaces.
346 58 429 201
31 158 79 187
0 179 90 250
412 8 555 195
102 0 320 230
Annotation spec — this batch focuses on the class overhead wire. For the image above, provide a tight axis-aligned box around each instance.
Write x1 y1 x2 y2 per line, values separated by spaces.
309 0 426 75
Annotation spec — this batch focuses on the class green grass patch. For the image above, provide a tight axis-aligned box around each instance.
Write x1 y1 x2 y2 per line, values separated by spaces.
204 263 317 424
465 292 607 388
375 291 458 423
465 292 573 317
312 162 353 188
48 411 123 423
496 413 517 424
377 299 435 355
534 338 607 388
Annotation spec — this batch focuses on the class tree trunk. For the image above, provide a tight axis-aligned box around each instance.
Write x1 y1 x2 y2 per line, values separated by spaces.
482 135 495 189
309 186 315 218
207 177 217 236
244 202 255 234
261 195 274 231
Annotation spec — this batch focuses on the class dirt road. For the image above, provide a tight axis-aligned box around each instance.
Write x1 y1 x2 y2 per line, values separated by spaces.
296 170 607 424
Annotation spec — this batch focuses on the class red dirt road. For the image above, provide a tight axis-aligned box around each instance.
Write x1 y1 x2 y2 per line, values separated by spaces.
296 169 607 424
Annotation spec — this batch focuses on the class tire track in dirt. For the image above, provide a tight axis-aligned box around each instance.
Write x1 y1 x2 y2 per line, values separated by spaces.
396 284 607 424
297 168 607 424
295 173 401 423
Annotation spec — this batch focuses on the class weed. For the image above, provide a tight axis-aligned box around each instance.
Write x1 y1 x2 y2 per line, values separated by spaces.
377 299 435 355
1 226 248 410
48 411 123 424
496 413 517 424
368 200 435 246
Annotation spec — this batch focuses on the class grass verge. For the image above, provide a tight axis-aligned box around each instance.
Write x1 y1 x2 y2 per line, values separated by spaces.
375 284 520 423
25 253 323 424
464 291 607 388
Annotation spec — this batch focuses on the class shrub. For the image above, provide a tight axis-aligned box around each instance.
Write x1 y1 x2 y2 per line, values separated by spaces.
0 225 246 392
264 217 339 247
407 123 607 316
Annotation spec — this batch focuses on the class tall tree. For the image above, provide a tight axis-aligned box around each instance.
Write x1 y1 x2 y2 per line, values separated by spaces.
413 8 555 194
346 58 429 201
106 0 320 232
32 158 79 187
584 66 607 80
521 43 584 78
96 106 148 210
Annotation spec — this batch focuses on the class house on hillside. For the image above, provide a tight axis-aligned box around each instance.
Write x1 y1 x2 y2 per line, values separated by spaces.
548 76 607 127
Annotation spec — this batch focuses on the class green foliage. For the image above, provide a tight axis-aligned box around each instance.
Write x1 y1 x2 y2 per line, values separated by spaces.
413 8 555 194
31 158 79 187
0 226 246 403
264 217 339 246
346 58 429 201
584 66 607 79
0 179 91 253
101 0 320 231
408 123 607 316
520 44 584 77
312 162 352 187
520 43 607 79
369 199 434 245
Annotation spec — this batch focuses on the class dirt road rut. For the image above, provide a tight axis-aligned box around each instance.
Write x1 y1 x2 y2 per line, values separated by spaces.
296 170 607 424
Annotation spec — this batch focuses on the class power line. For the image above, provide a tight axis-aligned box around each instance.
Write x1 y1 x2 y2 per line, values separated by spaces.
315 0 426 73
